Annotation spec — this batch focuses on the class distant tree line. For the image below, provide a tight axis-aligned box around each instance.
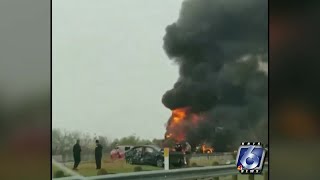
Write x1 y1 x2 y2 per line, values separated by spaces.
52 128 162 159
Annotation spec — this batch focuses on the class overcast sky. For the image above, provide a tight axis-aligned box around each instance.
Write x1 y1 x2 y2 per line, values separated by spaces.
52 0 184 140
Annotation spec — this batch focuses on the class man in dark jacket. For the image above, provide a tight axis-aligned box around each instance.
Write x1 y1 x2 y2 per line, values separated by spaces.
95 140 103 169
73 139 81 170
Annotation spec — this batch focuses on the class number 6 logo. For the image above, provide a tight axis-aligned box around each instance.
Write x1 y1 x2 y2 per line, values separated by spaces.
239 146 260 169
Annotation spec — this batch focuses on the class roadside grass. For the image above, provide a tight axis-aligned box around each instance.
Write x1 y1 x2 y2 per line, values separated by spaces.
52 165 71 177
219 174 265 180
190 157 221 167
52 157 227 177
52 159 161 177
189 156 235 167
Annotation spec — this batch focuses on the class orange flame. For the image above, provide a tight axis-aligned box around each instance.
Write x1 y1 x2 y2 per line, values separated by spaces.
201 144 214 153
165 133 172 139
165 107 204 144
171 108 188 125
165 107 190 142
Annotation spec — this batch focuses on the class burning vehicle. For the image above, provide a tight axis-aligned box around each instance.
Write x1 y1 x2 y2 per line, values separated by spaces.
195 144 214 154
160 0 268 151
125 145 187 168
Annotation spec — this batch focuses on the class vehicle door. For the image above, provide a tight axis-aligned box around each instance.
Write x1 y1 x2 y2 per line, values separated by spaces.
142 147 158 165
131 147 143 164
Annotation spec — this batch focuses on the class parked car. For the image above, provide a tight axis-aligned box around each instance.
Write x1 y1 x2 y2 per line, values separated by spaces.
125 145 187 168
110 145 134 160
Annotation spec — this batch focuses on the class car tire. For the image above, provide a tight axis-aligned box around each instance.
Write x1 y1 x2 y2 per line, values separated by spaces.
156 158 164 167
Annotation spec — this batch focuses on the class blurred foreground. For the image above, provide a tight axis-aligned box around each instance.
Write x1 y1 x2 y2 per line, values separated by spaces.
0 0 50 179
270 1 320 180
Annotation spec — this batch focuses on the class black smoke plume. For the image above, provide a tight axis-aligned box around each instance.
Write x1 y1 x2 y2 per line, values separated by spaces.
162 0 268 150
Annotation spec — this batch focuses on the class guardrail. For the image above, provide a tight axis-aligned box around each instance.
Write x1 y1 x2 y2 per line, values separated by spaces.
53 163 268 180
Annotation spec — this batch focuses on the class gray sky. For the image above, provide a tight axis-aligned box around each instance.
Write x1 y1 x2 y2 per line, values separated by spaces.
52 0 184 140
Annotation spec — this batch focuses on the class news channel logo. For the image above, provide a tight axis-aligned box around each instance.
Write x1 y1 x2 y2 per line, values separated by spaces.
236 142 266 174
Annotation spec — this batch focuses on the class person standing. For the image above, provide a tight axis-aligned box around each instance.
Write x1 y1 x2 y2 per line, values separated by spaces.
184 141 192 166
174 142 182 152
72 139 81 170
95 140 103 169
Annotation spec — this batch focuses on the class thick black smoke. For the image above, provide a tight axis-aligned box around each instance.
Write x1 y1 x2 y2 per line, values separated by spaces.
162 0 268 150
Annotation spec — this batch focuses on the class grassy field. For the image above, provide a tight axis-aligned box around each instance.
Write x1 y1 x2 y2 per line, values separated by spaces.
189 157 228 166
52 159 161 177
52 157 216 177
52 158 266 180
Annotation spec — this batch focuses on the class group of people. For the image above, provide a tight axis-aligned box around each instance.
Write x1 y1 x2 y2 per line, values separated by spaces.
72 139 103 170
174 141 192 165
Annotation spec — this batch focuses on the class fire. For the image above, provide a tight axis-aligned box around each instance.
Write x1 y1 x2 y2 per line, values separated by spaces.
163 108 212 152
165 133 172 139
165 107 190 142
165 107 202 143
172 108 187 124
201 144 214 154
